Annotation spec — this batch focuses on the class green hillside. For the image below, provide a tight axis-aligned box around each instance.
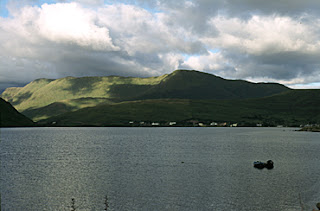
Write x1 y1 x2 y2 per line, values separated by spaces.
1 70 290 122
38 89 320 127
39 99 193 126
21 97 111 122
136 70 290 100
0 98 34 127
1 75 166 112
190 89 320 126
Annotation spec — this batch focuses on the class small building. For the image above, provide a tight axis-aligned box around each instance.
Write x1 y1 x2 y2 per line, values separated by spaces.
198 123 205 127
210 122 218 126
152 122 160 126
218 122 227 127
169 122 176 126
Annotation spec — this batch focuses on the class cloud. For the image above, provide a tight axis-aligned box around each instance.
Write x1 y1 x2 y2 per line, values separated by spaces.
0 1 207 91
96 4 206 55
151 0 320 16
37 3 119 51
1 0 320 91
195 14 320 84
206 15 319 54
73 0 104 6
181 51 236 76
222 0 320 17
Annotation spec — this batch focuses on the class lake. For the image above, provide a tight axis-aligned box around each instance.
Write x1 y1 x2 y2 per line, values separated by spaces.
1 127 320 210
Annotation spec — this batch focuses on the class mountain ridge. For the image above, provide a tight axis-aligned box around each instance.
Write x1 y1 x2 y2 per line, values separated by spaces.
135 70 290 100
1 69 291 123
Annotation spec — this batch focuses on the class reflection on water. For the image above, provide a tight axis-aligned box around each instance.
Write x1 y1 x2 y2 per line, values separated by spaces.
1 127 320 210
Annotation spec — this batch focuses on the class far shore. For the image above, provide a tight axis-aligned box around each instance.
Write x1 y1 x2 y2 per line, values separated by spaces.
299 126 320 132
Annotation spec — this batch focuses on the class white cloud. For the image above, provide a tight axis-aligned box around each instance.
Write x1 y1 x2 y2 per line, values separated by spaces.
73 0 104 6
180 14 320 85
0 2 201 90
182 51 224 71
205 15 320 55
37 3 119 51
96 4 205 55
1 2 119 55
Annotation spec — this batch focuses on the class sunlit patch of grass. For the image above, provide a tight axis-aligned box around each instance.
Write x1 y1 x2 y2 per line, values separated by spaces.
1 74 168 113
22 97 112 121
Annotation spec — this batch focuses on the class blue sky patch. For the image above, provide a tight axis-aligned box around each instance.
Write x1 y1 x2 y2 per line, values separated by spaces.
209 48 220 54
0 0 61 17
0 0 9 17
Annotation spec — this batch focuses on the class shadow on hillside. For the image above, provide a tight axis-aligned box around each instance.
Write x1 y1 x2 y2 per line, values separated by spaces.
63 77 104 96
22 102 75 121
108 84 151 101
10 91 33 106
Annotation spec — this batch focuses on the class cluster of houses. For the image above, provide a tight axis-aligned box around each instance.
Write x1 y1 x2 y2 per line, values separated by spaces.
300 124 319 128
129 121 176 126
126 121 313 127
128 120 265 127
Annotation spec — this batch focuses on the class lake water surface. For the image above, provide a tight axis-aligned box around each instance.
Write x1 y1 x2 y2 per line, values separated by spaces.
1 127 320 210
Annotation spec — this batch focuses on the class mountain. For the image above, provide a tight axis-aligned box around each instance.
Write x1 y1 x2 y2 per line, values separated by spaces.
134 70 290 100
1 75 166 121
38 89 320 127
1 70 290 122
0 98 34 127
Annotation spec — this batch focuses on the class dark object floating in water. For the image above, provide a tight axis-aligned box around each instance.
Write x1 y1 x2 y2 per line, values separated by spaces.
253 160 274 169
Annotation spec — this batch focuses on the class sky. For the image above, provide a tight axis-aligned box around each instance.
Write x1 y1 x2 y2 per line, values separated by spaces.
1 0 320 91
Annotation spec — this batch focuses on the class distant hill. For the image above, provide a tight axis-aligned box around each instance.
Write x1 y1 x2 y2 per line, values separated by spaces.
1 70 290 122
0 98 34 127
1 75 165 111
135 70 290 100
38 89 320 127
